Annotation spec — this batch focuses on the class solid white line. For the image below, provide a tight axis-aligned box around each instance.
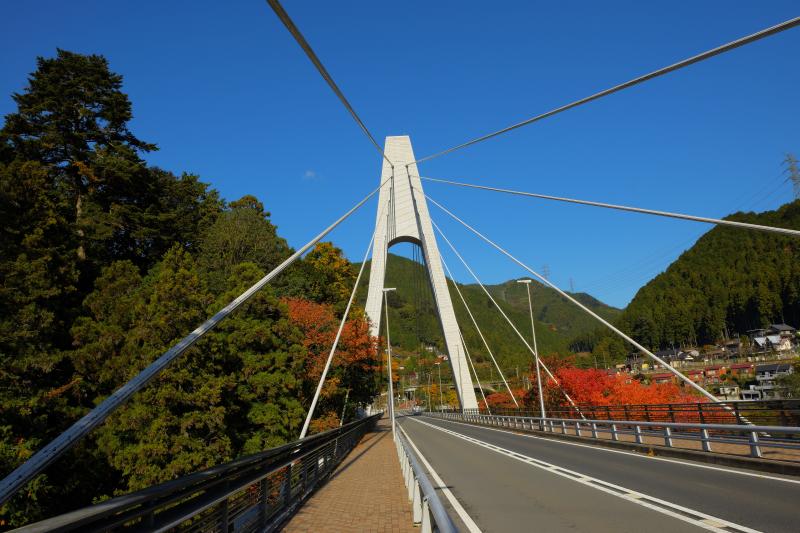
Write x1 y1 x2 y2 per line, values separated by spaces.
398 421 482 533
424 415 800 485
410 417 761 533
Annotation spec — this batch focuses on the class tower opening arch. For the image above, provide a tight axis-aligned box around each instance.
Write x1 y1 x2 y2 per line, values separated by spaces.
364 136 479 410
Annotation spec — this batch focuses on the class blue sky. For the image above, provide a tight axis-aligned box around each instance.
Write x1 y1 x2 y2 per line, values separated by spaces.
1 1 798 308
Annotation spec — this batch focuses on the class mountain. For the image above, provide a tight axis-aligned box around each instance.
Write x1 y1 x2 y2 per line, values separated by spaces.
594 200 800 352
354 254 621 371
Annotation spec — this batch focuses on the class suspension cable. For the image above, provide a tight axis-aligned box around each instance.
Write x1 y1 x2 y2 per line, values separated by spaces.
299 201 385 438
420 176 800 237
266 0 393 170
424 192 723 405
440 256 519 407
0 181 387 506
430 218 583 413
458 329 491 414
413 16 800 165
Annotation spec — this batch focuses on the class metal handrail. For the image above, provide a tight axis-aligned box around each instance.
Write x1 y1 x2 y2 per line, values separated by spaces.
395 426 458 532
17 414 380 532
459 399 800 426
429 411 800 459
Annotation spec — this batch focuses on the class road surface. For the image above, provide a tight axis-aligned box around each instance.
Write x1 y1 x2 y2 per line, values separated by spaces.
397 415 800 532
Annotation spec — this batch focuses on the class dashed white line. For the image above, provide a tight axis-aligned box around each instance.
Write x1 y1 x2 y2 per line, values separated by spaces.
398 422 482 533
424 415 800 485
409 417 761 533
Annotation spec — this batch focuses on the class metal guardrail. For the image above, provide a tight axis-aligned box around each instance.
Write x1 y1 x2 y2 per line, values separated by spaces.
461 399 800 427
16 414 380 532
394 425 458 533
429 411 800 460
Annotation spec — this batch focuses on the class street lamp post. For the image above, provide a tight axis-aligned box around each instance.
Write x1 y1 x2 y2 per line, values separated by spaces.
383 288 397 437
518 279 547 420
427 371 432 411
435 361 444 410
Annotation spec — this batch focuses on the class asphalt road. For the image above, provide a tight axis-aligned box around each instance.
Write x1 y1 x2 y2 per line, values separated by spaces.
397 415 800 533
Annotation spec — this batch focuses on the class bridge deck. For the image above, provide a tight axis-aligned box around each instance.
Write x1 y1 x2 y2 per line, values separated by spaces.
400 414 800 532
283 417 415 532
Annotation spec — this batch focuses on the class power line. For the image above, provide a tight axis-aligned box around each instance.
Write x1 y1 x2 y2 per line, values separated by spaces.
266 0 393 170
413 16 800 165
420 176 800 237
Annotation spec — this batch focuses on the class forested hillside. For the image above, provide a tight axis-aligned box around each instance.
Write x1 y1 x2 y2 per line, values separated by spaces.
357 254 620 371
0 50 379 527
582 201 800 356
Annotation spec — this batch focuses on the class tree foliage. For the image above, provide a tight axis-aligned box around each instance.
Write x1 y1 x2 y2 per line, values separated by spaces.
0 50 379 527
580 201 800 354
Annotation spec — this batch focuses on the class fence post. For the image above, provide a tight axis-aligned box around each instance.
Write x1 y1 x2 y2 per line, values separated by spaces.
749 431 763 458
663 427 673 447
611 424 619 441
412 480 422 524
220 494 229 533
591 422 598 439
701 428 712 452
634 425 643 444
421 498 432 533
283 464 293 506
575 421 582 437
258 478 268 527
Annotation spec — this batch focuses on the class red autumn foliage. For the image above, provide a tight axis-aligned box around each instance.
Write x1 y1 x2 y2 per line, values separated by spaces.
551 366 698 406
283 298 377 381
518 356 702 411
484 388 526 409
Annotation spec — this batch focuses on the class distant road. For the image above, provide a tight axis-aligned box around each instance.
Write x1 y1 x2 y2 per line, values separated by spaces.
398 415 800 532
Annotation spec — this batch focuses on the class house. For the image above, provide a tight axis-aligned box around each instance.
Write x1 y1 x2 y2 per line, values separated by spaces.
741 387 762 401
654 348 697 368
685 369 705 383
751 363 795 400
717 384 740 401
704 365 724 384
729 363 755 377
748 324 797 354
723 339 741 357
651 372 675 384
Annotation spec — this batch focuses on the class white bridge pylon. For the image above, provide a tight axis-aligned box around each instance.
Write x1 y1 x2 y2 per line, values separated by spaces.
365 136 479 410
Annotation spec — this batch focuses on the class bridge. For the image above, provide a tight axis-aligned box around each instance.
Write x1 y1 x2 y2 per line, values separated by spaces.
3 2 800 532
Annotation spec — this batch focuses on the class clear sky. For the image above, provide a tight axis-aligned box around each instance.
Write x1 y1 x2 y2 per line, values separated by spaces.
1 1 798 308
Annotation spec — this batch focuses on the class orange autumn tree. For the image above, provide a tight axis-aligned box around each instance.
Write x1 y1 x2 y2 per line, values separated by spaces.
522 356 701 412
283 298 380 432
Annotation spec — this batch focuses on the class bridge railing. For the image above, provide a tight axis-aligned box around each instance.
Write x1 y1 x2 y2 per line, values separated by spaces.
458 399 800 427
18 414 380 533
428 411 800 461
394 425 458 533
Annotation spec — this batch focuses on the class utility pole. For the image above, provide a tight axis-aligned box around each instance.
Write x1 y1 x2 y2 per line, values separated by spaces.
518 279 547 420
383 288 397 437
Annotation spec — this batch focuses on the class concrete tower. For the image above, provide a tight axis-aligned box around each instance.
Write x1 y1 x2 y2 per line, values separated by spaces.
364 136 479 409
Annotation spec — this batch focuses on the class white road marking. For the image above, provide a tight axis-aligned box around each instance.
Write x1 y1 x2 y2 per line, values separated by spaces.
410 417 761 533
398 422 482 533
424 415 800 485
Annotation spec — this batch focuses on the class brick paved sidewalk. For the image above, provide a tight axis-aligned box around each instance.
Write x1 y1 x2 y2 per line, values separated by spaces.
282 417 415 533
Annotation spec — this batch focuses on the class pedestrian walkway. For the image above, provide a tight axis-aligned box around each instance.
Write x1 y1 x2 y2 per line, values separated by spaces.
283 417 416 533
